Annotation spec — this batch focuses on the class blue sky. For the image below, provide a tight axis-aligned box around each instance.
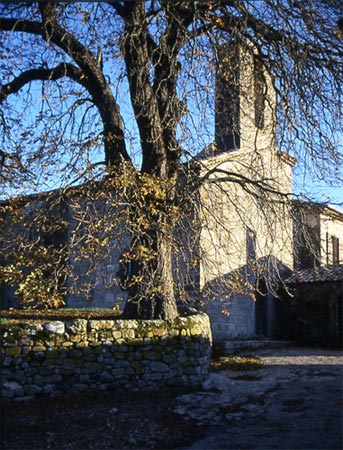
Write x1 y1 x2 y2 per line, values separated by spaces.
1 2 341 212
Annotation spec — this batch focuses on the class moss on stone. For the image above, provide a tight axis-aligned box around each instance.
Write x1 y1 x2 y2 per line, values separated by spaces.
2 313 212 399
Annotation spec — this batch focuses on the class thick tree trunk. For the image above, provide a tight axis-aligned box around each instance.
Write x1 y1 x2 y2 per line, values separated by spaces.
122 212 178 321
118 3 182 320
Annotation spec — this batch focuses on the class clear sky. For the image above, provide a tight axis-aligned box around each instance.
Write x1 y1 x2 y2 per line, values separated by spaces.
1 2 341 212
293 175 343 212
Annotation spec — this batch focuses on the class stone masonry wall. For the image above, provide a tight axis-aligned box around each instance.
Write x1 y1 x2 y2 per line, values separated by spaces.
205 295 255 341
1 313 212 400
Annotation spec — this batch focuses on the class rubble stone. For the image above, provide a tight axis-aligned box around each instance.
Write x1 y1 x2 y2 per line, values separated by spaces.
1 313 212 399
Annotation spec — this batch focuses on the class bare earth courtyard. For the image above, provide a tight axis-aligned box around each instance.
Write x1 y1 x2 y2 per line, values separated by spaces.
1 346 342 450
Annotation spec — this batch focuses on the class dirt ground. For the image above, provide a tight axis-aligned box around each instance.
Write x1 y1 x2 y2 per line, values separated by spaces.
1 388 198 449
1 346 342 450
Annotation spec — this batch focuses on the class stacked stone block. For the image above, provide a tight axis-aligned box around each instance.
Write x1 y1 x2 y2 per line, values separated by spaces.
1 313 212 400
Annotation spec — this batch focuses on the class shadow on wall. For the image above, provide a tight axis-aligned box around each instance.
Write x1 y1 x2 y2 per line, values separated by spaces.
195 257 292 341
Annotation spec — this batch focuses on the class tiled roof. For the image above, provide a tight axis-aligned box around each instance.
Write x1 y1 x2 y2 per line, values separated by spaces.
285 265 343 284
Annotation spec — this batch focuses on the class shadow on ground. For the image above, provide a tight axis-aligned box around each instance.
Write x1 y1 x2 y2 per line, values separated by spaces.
1 346 342 449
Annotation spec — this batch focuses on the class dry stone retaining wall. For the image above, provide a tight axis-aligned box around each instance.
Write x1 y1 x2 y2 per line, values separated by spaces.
1 312 212 400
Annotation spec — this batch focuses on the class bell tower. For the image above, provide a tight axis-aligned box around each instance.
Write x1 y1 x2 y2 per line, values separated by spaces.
215 43 276 153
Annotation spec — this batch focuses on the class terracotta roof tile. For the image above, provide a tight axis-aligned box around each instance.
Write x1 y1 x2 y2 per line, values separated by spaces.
285 265 343 284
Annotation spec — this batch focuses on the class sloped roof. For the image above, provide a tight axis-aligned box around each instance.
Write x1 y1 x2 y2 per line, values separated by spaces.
285 265 343 285
292 200 343 223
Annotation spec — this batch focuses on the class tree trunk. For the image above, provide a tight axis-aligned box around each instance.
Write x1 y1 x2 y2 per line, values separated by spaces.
122 211 178 321
118 3 181 320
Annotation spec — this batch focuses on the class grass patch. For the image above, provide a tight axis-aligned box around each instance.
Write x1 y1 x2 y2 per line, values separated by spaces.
0 308 122 321
211 355 264 371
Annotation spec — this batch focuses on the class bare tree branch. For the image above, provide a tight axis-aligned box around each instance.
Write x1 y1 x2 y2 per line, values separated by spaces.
0 17 43 35
0 63 83 104
106 1 128 19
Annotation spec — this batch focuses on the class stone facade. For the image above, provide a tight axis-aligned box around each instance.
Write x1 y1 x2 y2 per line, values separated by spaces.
190 147 294 341
1 312 212 400
188 44 295 341
294 202 343 268
0 187 129 310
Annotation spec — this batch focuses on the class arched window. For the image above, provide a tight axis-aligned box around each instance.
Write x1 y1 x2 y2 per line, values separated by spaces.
254 58 266 130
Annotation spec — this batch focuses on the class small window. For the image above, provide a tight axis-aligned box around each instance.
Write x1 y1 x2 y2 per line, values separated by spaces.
332 236 340 265
246 228 257 265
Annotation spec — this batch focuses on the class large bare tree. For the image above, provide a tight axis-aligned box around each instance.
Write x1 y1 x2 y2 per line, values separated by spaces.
0 1 342 319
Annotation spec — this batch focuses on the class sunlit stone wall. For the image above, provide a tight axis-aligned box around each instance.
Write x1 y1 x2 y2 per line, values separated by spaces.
1 313 212 400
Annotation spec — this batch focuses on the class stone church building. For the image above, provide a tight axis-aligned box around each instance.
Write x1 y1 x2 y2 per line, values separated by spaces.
1 44 342 343
185 44 296 340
